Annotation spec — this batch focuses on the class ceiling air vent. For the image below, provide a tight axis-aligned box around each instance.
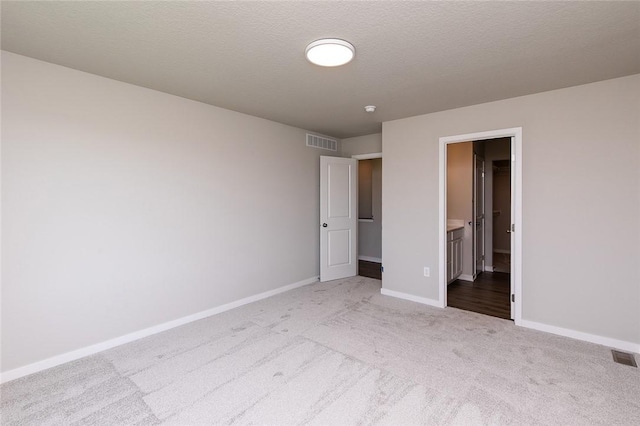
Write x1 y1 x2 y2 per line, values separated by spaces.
307 134 337 152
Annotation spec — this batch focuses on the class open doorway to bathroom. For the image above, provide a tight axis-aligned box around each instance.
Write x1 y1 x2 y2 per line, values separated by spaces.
354 154 382 280
445 137 512 320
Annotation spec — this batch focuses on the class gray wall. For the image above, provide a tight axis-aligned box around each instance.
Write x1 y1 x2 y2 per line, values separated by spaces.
1 52 338 372
382 74 640 345
341 133 382 157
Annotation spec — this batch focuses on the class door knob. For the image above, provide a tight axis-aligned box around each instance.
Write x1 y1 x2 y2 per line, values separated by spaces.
322 223 328 227
506 229 511 233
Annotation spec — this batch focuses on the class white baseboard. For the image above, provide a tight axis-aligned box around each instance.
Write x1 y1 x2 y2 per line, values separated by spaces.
494 249 510 254
517 319 640 354
458 274 474 282
484 266 494 272
0 276 319 384
358 255 382 263
380 288 443 308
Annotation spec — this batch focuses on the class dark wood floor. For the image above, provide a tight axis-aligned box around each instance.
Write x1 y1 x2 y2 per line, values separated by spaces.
358 260 382 280
447 272 511 320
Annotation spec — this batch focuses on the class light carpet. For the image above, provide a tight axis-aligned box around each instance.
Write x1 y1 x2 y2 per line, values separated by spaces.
1 276 639 425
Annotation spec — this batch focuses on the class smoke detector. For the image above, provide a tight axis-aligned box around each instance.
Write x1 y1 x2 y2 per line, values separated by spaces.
364 105 377 113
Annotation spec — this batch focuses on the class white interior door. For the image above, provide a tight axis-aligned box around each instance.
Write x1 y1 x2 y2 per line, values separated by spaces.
474 155 485 278
320 156 357 282
509 137 516 319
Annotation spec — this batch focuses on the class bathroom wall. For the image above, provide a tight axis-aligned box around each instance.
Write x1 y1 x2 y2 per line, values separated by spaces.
446 142 473 278
492 161 512 253
482 138 511 269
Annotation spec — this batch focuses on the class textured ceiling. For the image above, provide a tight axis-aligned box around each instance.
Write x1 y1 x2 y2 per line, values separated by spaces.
2 1 639 138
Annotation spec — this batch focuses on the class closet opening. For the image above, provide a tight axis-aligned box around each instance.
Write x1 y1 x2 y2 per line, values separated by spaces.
353 153 382 280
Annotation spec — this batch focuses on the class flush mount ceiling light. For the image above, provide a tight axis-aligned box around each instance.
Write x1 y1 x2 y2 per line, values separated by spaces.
305 39 355 67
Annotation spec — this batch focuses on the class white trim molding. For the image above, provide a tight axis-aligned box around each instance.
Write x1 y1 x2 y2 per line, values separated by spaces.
438 127 523 323
518 319 640 354
484 266 494 272
458 274 475 282
380 288 442 308
0 276 319 384
351 152 382 160
358 255 382 263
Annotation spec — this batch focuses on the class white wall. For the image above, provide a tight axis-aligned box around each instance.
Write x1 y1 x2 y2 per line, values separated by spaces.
1 52 338 373
383 74 640 346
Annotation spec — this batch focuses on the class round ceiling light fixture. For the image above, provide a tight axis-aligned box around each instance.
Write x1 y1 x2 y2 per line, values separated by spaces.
305 39 355 67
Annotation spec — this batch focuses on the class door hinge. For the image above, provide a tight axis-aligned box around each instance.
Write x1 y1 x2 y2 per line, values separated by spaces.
511 294 515 303
511 224 515 232
381 265 384 272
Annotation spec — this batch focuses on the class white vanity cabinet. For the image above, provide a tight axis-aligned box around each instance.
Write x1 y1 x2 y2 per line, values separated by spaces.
447 227 463 284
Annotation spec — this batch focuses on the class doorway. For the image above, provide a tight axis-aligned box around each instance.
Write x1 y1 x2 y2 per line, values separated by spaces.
438 128 522 323
445 138 512 319
353 153 382 280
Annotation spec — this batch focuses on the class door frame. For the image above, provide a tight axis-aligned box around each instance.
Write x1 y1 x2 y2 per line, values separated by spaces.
352 153 382 161
438 128 523 324
472 153 485 279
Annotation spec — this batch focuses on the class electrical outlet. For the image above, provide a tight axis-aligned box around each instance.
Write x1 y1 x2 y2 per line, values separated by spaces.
424 267 430 277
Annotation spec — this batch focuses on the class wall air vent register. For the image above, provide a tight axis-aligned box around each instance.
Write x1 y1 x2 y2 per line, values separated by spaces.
306 134 337 152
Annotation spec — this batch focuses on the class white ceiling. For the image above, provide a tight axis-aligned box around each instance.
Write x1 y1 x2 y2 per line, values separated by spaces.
2 1 639 139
